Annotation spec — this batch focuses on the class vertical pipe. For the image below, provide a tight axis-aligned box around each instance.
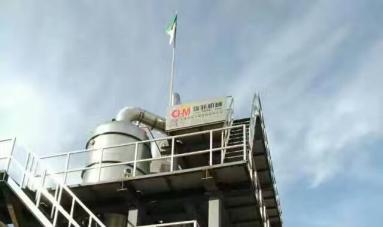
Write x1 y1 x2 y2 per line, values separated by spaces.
133 143 138 177
170 137 175 171
209 130 213 166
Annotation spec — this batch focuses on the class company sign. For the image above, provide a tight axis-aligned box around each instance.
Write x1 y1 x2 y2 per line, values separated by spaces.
166 97 231 131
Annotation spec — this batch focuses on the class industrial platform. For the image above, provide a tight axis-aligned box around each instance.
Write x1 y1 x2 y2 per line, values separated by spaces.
0 95 282 227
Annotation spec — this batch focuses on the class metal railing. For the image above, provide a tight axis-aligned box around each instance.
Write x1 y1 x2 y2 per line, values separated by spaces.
249 93 282 221
138 220 199 227
38 124 248 186
0 138 106 227
225 96 234 127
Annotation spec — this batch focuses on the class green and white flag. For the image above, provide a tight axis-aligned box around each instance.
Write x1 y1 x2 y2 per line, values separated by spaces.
166 14 177 46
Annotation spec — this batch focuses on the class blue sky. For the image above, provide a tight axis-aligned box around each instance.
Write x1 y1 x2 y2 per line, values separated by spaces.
0 1 382 226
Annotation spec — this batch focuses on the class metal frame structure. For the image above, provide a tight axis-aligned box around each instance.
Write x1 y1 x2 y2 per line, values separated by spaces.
0 94 282 227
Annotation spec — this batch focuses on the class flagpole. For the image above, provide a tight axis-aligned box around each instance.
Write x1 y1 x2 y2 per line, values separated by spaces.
168 12 177 108
169 44 176 107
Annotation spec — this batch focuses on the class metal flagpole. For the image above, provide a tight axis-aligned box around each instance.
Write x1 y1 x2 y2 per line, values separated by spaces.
169 44 176 107
168 13 177 108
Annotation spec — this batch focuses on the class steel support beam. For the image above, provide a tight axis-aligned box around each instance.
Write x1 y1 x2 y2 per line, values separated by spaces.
3 188 27 227
208 197 221 227
127 208 139 227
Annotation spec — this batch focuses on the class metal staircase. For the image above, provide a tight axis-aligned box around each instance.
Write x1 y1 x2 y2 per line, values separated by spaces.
224 118 250 162
0 138 106 227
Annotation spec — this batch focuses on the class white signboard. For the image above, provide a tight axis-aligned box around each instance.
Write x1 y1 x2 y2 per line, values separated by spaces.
166 97 232 131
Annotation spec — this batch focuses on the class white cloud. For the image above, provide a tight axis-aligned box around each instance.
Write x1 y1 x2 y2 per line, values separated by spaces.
0 1 382 226
228 0 383 189
0 76 83 155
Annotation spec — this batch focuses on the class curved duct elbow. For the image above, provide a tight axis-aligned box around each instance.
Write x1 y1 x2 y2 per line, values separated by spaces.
116 107 166 131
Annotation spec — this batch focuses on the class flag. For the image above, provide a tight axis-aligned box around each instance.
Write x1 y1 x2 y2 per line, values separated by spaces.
166 14 177 47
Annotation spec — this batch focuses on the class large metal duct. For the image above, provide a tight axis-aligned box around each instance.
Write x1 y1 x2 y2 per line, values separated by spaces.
82 107 166 184
116 107 166 131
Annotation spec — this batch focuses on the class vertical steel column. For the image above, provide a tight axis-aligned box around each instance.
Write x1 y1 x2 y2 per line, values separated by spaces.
208 197 221 227
209 130 213 166
170 137 175 171
127 208 139 227
220 130 224 164
133 143 138 177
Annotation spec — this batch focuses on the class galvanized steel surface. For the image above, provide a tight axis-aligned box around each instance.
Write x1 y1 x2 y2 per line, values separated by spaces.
82 121 151 184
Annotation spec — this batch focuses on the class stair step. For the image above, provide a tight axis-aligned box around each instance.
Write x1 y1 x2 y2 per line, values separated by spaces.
230 128 250 131
228 139 249 143
229 131 249 135
232 123 250 127
225 151 244 156
233 118 250 123
224 156 244 162
228 138 244 142
232 124 250 127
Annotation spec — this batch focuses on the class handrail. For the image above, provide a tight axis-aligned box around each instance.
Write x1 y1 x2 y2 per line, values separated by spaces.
33 154 106 227
36 124 248 186
43 144 245 177
138 220 199 227
0 138 106 227
9 156 81 227
40 124 244 160
249 94 283 220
